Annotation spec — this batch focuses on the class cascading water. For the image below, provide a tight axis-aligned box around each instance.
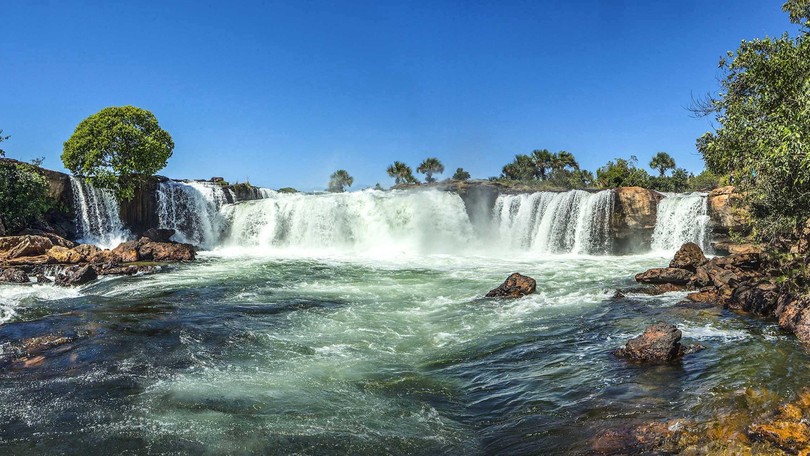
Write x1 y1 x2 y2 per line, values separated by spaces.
156 181 232 249
651 193 711 252
492 190 615 254
69 177 130 249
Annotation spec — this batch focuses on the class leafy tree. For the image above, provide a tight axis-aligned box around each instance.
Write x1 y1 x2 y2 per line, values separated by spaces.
596 156 651 188
62 106 175 200
327 169 354 192
551 151 579 173
531 149 553 180
501 154 536 181
386 161 418 184
0 161 52 233
694 1 810 238
0 130 9 157
688 170 723 192
452 167 471 181
416 157 445 183
649 152 676 177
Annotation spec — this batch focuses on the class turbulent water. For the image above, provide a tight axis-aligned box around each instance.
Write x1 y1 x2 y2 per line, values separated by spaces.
651 193 711 252
1 188 776 455
69 177 130 249
156 181 234 248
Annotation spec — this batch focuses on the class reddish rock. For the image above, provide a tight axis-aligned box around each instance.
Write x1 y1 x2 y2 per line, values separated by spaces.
669 242 707 270
137 239 195 261
112 240 140 263
1 235 54 260
55 264 98 287
47 246 82 264
635 268 694 285
686 288 720 304
614 322 685 363
485 273 537 298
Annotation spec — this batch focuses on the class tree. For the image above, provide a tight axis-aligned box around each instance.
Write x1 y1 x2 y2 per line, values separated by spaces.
386 161 418 184
531 149 553 180
62 106 174 200
596 156 651 188
551 151 579 172
327 169 353 192
416 157 444 183
694 1 810 238
0 130 9 157
0 161 52 233
452 167 471 181
649 152 676 177
501 154 536 181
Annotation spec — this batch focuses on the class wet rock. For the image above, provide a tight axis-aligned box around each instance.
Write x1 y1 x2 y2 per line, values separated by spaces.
3 254 52 266
614 322 685 363
689 266 712 288
0 268 30 283
749 420 810 452
485 273 536 298
112 240 140 263
686 288 720 304
47 245 82 264
0 235 54 260
55 264 98 287
591 420 691 455
141 228 176 243
669 242 707 270
707 266 739 288
635 267 694 285
72 244 103 263
95 262 158 276
730 282 779 315
34 273 52 284
17 229 77 249
137 238 195 262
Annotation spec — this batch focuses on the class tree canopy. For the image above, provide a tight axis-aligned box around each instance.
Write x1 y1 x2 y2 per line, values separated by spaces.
0 130 9 157
62 106 175 200
387 161 418 184
695 1 810 237
452 167 471 181
649 152 676 177
416 157 444 183
327 169 354 192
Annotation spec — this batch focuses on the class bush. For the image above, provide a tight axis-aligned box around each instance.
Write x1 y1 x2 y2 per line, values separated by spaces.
0 161 52 233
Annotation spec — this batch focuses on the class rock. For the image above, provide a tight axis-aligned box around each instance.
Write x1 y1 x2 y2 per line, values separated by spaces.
141 228 176 243
3 254 51 266
72 244 102 262
112 240 140 263
689 267 712 288
34 273 52 284
95 262 158 276
707 186 750 235
0 268 30 283
710 252 761 270
669 242 707 270
686 288 720 304
55 264 98 287
749 421 810 453
611 187 664 254
47 246 82 264
137 239 195 262
635 267 694 285
17 229 77 249
0 235 54 260
707 266 739 288
614 322 685 363
730 282 779 315
485 273 537 298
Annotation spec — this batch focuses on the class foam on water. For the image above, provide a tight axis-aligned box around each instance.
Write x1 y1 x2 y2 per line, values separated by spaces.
652 192 711 253
69 177 130 249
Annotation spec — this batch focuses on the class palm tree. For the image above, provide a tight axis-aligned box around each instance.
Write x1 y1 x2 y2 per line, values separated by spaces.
531 149 553 180
387 161 417 184
649 152 676 177
502 154 536 181
452 167 471 181
416 157 445 183
553 151 579 171
327 169 354 192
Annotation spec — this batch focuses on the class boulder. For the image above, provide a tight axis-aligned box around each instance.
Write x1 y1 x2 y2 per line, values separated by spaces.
0 235 54 260
707 186 750 235
730 282 779 315
73 244 102 263
686 288 720 304
55 265 97 287
614 322 685 363
141 228 176 243
47 246 82 264
486 273 537 298
0 268 30 283
611 187 664 253
112 240 140 263
669 242 707 270
137 239 195 262
635 268 694 285
17 229 77 249
689 267 712 288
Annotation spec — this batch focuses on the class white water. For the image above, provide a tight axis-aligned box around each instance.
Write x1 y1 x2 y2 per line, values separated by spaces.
651 193 711 252
492 190 614 254
69 177 130 249
156 181 233 249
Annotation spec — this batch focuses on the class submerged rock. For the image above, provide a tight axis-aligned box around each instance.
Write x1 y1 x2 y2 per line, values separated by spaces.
55 264 98 287
0 268 30 283
486 273 536 298
614 322 685 363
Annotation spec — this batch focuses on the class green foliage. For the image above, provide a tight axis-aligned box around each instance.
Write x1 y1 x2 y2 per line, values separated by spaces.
695 3 810 238
386 161 418 184
0 130 9 157
0 161 52 233
62 106 174 201
649 152 676 177
501 154 536 181
452 167 471 181
416 157 444 183
328 169 354 192
688 170 723 192
596 156 651 188
501 149 580 184
784 0 810 26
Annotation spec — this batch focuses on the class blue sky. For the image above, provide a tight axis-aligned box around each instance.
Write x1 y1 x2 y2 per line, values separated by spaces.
0 1 796 190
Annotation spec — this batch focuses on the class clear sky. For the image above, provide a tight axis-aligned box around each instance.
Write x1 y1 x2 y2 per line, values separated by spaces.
0 1 797 190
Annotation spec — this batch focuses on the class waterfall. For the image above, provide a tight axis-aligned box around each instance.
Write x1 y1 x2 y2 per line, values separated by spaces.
651 193 711 252
156 181 231 248
69 177 130 249
492 190 615 254
225 189 476 254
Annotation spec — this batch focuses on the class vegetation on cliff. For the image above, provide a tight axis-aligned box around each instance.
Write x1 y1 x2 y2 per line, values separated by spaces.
62 106 175 201
327 169 353 193
695 0 810 239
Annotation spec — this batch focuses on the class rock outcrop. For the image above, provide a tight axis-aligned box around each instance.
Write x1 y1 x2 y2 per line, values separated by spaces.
707 186 750 235
611 187 664 254
55 265 98 287
486 273 537 298
614 322 687 363
669 242 707 270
